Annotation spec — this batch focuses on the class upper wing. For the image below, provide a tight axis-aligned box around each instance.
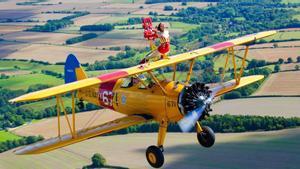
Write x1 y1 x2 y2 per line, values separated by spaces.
10 30 276 103
14 115 149 155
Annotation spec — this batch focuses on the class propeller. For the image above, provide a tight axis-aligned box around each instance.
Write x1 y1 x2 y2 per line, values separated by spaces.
178 83 214 132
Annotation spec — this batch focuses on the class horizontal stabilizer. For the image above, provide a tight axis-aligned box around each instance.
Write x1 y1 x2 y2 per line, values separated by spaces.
14 115 149 155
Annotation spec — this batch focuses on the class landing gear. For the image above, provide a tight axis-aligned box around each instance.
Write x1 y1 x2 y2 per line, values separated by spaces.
146 145 164 168
197 125 215 148
146 119 167 168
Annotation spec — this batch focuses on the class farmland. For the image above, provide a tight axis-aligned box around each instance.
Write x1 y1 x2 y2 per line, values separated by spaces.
4 44 116 64
1 128 299 169
263 31 300 42
0 0 300 168
11 110 125 139
213 97 300 118
254 71 300 96
238 47 300 62
0 131 21 142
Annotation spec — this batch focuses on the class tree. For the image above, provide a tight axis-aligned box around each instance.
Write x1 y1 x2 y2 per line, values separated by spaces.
297 56 300 63
92 153 106 168
287 57 293 63
164 5 173 11
278 58 284 64
274 64 280 73
223 91 241 99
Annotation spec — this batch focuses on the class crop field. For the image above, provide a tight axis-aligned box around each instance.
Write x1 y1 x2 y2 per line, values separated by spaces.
213 97 300 117
243 41 300 49
0 73 63 90
263 31 300 42
4 44 117 64
254 71 300 96
280 63 300 71
73 14 110 26
11 110 125 139
0 9 36 22
0 130 21 142
282 0 300 3
1 31 79 45
238 47 300 62
76 37 147 49
26 13 72 22
213 53 246 71
132 2 213 15
0 41 29 58
1 128 300 169
0 25 29 35
0 59 64 72
19 97 71 112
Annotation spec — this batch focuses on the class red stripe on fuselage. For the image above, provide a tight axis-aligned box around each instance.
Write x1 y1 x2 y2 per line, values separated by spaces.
98 71 128 82
98 80 118 110
210 42 234 50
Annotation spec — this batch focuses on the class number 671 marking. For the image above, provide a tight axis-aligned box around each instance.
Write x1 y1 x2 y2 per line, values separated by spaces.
100 90 113 107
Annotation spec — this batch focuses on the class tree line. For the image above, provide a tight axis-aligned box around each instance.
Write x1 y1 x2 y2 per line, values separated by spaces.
0 135 43 153
80 24 114 31
109 114 300 135
28 12 89 32
0 88 99 130
66 33 97 45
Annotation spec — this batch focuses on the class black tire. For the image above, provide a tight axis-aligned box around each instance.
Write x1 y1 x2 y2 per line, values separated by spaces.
197 126 215 148
146 145 164 168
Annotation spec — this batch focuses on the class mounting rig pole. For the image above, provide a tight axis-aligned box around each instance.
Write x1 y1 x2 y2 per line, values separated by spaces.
147 71 167 95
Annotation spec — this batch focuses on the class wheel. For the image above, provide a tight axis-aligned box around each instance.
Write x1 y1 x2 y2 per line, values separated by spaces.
197 126 215 148
146 145 164 168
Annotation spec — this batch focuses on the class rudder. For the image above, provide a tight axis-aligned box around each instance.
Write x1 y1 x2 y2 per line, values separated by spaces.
64 54 87 83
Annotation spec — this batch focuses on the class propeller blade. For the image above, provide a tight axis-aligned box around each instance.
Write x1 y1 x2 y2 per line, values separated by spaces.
178 106 206 132
178 96 213 132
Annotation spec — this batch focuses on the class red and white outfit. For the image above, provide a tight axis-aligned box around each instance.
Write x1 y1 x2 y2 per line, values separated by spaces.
157 30 170 55
145 29 170 60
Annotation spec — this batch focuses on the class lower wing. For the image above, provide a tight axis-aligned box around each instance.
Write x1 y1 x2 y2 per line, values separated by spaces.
211 75 264 97
14 115 150 155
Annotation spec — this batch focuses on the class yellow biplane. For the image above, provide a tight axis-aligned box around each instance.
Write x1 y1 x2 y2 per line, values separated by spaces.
10 30 276 168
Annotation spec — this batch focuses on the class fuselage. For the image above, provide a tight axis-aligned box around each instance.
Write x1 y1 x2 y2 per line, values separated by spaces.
77 78 185 122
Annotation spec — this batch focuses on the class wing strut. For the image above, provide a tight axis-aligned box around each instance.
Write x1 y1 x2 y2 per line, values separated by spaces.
220 45 250 85
55 92 77 138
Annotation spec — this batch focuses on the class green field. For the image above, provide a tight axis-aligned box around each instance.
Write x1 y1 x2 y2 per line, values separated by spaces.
0 131 21 142
213 53 246 71
263 31 300 41
0 73 63 90
282 0 300 3
293 14 300 20
0 60 64 73
116 21 199 33
169 22 200 32
20 97 72 111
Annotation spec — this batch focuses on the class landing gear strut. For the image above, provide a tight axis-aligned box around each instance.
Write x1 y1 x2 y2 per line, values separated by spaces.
146 119 167 168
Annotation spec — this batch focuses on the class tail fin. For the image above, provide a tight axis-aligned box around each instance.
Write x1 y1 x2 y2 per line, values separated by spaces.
64 54 87 83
